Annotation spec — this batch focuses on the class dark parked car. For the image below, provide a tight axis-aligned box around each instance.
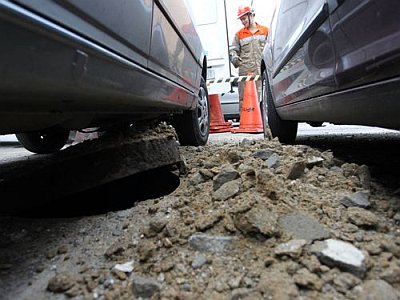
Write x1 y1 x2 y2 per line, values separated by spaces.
0 0 209 153
261 0 400 143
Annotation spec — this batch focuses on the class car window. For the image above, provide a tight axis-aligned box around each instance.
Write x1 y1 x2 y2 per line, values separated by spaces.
12 0 152 66
148 0 202 90
159 0 203 57
273 0 325 69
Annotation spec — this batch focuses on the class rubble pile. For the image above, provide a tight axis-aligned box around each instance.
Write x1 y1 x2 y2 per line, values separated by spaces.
1 136 399 299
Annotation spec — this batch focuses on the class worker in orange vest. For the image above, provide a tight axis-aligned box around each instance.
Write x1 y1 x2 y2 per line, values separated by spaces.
229 5 268 113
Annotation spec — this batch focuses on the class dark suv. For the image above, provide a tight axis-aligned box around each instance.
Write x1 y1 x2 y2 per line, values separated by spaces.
0 0 209 153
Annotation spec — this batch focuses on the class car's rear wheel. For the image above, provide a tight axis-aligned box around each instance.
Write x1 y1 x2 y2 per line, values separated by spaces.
16 127 70 154
262 71 298 144
174 77 210 146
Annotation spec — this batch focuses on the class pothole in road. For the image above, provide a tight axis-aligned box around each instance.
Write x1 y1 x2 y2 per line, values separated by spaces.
14 167 180 218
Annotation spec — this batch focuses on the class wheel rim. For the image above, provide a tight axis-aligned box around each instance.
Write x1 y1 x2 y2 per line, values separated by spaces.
197 86 209 137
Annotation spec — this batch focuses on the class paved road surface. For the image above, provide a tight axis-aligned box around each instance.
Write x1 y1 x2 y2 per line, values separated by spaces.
208 123 400 144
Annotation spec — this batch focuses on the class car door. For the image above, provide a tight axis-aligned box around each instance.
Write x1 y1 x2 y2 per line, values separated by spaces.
270 0 336 107
149 0 202 94
330 0 400 89
11 0 152 67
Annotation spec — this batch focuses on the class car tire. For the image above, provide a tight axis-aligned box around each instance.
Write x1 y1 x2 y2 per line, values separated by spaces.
174 77 210 146
16 127 70 154
263 71 298 144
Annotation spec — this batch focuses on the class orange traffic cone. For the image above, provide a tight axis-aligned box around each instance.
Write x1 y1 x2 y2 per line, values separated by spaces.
209 94 233 133
231 77 264 133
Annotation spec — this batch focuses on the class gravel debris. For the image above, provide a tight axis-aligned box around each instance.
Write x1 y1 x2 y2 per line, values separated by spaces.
0 132 399 299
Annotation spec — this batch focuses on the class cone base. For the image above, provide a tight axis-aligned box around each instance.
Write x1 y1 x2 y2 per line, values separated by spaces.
210 121 233 133
231 126 263 133
209 94 233 133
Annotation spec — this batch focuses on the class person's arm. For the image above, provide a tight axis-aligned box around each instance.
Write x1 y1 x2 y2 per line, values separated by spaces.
229 34 242 68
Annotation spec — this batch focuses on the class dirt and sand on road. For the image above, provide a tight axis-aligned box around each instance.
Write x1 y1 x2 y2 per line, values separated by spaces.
0 126 399 299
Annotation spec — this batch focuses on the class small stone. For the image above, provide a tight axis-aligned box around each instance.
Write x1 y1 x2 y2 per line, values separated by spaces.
57 245 68 255
114 261 134 273
347 207 378 227
311 239 367 277
132 275 162 298
279 212 330 242
213 165 240 191
350 280 398 300
234 204 279 238
265 153 280 169
306 156 324 169
191 254 207 269
293 268 323 290
332 272 361 293
213 180 241 201
188 233 235 252
287 161 306 180
45 249 57 260
341 190 370 208
47 274 76 293
112 269 127 280
274 239 307 258
380 263 400 284
104 242 125 259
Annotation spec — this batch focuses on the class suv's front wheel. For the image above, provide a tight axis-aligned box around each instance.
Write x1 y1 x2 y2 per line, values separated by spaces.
174 78 210 146
261 70 298 144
